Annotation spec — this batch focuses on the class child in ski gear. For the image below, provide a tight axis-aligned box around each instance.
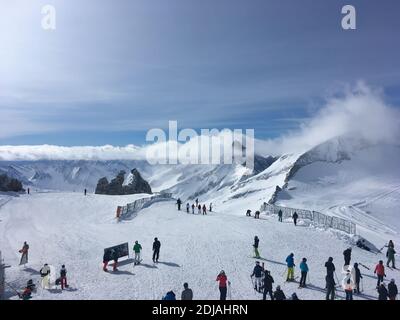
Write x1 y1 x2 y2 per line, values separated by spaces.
278 209 283 222
246 209 251 217
343 247 352 266
388 279 398 300
344 277 353 300
325 257 335 278
353 263 363 294
153 237 161 263
133 241 142 265
378 283 388 300
274 286 286 300
251 261 264 292
374 260 386 288
253 236 260 258
162 291 176 300
19 241 29 266
325 275 336 300
103 249 112 272
202 204 207 215
198 204 201 214
176 198 182 211
386 244 396 268
299 258 308 288
40 263 51 289
181 282 193 300
60 265 68 290
192 203 195 214
292 212 298 226
262 270 274 300
216 270 229 300
286 253 295 281
254 211 260 219
186 203 190 213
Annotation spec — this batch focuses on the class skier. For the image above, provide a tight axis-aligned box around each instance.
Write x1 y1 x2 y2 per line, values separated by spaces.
292 212 298 226
343 247 352 266
299 258 309 288
84 188 87 196
246 209 251 217
253 236 260 258
325 275 336 300
181 282 193 300
27 188 30 195
386 242 396 268
60 265 68 290
112 249 119 272
103 249 112 272
209 203 212 212
344 276 353 300
152 237 161 263
133 241 142 265
254 211 260 219
278 209 283 222
325 257 336 278
18 241 29 266
285 253 295 282
378 283 389 300
202 204 207 215
198 204 201 214
216 270 229 300
388 279 398 300
195 198 199 207
186 203 190 213
250 261 264 292
162 291 176 300
374 260 386 288
176 198 182 211
192 203 195 214
273 285 286 300
40 263 51 289
262 270 274 300
353 263 363 294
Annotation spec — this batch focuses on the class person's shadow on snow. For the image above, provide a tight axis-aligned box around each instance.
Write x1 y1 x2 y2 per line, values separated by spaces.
157 261 180 268
111 270 135 276
137 263 158 269
22 267 41 275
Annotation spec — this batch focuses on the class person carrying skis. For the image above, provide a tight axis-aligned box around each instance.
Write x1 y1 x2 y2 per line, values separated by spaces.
325 275 336 300
40 263 51 289
278 209 283 222
162 291 176 300
19 241 29 266
186 203 190 213
192 203 195 214
374 260 386 288
353 263 363 294
153 237 161 263
386 242 396 268
112 249 119 272
216 270 229 300
181 282 193 300
103 249 112 272
60 265 68 290
325 257 336 278
133 241 142 265
343 247 352 266
176 198 182 211
202 204 207 215
246 209 251 217
285 253 295 282
388 279 398 300
299 258 309 288
250 261 264 292
253 236 260 258
292 212 298 226
262 270 274 300
378 283 389 300
274 285 286 300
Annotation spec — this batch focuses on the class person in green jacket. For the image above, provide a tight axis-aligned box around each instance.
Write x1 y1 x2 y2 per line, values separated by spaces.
133 241 142 265
387 241 396 268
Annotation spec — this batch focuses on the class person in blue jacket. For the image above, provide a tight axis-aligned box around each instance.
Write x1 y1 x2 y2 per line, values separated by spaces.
286 253 295 282
162 291 176 300
299 257 309 288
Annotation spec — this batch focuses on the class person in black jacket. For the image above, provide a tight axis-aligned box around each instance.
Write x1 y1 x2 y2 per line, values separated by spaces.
388 279 398 300
176 198 182 211
378 283 389 300
278 210 283 222
253 236 260 258
325 257 335 278
325 275 336 300
353 263 363 294
343 247 352 266
262 270 274 300
250 261 264 292
153 237 161 263
274 286 286 300
292 212 298 226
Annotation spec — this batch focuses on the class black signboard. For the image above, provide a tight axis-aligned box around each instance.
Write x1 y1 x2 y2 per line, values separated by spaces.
104 242 129 260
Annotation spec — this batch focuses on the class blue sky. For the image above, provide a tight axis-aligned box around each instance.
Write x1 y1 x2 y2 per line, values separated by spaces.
1 0 400 146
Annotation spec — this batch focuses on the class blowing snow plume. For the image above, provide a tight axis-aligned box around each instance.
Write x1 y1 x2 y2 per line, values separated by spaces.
256 83 400 156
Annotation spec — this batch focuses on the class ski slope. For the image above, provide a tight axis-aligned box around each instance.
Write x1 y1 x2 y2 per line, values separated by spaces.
1 192 399 300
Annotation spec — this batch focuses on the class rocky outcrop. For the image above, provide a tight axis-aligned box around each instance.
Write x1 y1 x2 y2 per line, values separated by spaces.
95 169 152 195
0 173 25 192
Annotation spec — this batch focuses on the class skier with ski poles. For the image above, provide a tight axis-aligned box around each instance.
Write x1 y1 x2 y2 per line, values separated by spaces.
133 240 142 265
285 253 295 282
216 270 230 300
253 236 260 258
343 247 352 266
262 270 274 300
18 241 29 266
353 263 363 294
374 260 386 288
299 257 309 288
250 261 264 292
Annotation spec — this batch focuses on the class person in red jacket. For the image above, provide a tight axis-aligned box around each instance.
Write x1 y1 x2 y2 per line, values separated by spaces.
216 270 230 300
374 260 386 288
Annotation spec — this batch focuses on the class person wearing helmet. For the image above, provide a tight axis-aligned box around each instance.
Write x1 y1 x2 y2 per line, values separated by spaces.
250 261 264 292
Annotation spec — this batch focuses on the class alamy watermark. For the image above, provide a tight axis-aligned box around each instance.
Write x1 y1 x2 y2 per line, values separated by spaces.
145 121 255 170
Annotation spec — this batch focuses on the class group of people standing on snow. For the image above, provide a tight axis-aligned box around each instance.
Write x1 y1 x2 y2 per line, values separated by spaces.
176 197 212 215
247 208 298 225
